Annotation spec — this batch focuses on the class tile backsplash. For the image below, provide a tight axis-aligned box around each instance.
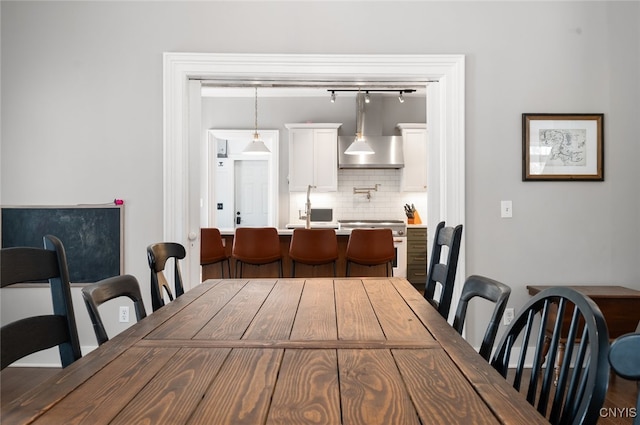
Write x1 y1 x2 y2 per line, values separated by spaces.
288 169 427 224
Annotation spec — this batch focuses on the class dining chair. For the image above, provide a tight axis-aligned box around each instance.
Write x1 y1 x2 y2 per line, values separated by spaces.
1 235 82 369
82 274 147 345
608 329 640 425
452 275 511 361
201 228 231 278
232 227 283 278
289 228 339 277
490 286 610 425
147 242 186 311
345 228 395 277
424 221 463 319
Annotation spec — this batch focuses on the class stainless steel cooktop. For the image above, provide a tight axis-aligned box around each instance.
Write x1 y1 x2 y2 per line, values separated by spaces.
338 219 406 236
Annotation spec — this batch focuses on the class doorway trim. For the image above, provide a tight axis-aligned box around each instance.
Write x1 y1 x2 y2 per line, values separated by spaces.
164 53 465 306
206 129 279 228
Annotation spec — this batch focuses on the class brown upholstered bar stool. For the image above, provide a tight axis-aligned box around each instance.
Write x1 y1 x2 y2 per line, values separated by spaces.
232 227 283 277
201 228 231 278
289 228 339 277
345 228 395 277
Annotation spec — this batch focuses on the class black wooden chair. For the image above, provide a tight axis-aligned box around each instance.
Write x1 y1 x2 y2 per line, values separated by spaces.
82 274 147 345
424 221 463 319
452 275 511 361
490 286 610 425
147 242 186 311
608 328 640 425
1 235 82 369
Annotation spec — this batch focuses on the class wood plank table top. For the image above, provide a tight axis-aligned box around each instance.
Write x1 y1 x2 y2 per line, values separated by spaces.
3 278 548 425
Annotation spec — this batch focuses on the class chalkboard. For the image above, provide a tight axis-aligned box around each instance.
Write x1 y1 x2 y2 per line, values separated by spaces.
1 205 123 283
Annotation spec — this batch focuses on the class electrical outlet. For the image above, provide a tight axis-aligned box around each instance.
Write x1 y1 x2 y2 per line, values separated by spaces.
119 306 130 323
503 308 515 326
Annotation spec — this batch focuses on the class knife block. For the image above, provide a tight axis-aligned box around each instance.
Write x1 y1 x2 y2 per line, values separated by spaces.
408 210 422 224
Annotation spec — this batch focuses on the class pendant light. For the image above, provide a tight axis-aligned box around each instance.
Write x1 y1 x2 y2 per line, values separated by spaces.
243 87 271 154
344 92 374 155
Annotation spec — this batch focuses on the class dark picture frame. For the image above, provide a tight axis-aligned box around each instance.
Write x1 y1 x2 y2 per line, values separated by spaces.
522 113 604 181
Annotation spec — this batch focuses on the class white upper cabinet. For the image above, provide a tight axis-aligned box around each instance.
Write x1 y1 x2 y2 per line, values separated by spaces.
286 123 341 192
398 123 427 192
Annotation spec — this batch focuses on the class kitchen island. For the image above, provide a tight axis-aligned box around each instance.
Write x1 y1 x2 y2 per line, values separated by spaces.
202 228 398 280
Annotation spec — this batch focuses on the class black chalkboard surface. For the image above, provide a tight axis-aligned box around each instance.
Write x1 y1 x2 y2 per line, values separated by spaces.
1 205 123 283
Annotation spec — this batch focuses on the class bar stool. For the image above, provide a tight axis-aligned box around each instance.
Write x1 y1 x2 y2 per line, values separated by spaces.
232 227 283 277
201 228 231 278
289 228 339 277
345 228 395 277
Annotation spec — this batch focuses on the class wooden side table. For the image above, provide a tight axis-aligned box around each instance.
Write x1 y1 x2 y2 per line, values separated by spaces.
527 285 640 383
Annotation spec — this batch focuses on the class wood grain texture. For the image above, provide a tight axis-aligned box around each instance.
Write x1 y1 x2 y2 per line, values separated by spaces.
3 278 551 425
1 335 148 425
339 349 421 425
147 279 248 339
392 348 500 425
109 348 231 425
187 348 283 425
194 279 276 340
391 277 551 425
290 279 338 340
363 279 435 341
266 349 340 425
243 279 304 340
31 347 179 425
334 279 385 340
136 338 438 349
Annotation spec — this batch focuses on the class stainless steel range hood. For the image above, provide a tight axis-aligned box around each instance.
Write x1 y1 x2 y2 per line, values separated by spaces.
338 93 404 169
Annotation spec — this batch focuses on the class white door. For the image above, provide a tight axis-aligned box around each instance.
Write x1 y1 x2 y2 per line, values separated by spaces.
235 160 269 227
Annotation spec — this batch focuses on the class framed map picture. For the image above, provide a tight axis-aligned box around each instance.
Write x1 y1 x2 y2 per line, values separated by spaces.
522 113 604 181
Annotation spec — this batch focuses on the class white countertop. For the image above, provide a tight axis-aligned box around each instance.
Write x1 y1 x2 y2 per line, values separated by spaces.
219 227 353 236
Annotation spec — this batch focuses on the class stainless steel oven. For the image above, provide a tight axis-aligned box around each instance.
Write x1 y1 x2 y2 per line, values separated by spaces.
392 236 407 278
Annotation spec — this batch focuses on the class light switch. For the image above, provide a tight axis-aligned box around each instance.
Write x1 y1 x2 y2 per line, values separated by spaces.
501 200 513 218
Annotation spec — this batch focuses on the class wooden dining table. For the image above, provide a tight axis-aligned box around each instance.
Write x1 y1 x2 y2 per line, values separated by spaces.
2 278 548 424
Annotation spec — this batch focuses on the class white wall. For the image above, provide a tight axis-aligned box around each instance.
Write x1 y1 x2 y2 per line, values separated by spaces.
1 1 638 362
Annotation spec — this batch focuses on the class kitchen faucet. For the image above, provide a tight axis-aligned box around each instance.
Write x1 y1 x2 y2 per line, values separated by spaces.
305 185 316 229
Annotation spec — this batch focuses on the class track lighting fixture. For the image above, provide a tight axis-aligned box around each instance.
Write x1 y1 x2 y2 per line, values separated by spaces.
327 88 416 101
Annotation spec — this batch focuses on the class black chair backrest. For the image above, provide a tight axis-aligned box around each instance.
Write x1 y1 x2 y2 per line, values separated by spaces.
608 331 640 425
147 242 186 311
424 221 463 319
82 274 147 345
452 275 511 361
1 235 82 369
491 287 610 425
